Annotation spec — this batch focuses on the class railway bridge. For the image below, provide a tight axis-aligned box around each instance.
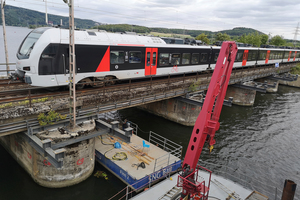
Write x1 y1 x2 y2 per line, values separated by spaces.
0 62 299 136
0 61 299 188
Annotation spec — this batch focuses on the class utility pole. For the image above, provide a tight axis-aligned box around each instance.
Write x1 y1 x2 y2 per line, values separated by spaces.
63 0 76 128
293 22 299 48
45 0 48 24
1 0 10 76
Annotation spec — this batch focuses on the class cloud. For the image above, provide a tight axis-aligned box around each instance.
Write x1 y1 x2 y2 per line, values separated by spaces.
5 0 300 39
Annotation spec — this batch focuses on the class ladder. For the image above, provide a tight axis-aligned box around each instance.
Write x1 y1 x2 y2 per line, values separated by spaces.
158 186 182 200
212 179 242 200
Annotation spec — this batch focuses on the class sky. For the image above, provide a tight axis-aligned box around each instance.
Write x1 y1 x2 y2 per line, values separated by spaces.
4 0 300 40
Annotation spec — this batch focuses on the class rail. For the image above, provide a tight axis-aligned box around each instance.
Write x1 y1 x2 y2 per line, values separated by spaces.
0 63 16 76
149 131 183 172
0 64 291 109
198 160 300 200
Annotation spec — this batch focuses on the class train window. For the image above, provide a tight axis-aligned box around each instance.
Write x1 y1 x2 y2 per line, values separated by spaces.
111 51 125 64
236 52 243 62
259 53 266 60
87 31 96 36
41 44 58 58
191 53 199 64
171 53 181 65
182 53 190 64
153 52 157 65
159 53 169 66
214 53 219 62
200 53 208 62
147 52 150 66
129 51 142 64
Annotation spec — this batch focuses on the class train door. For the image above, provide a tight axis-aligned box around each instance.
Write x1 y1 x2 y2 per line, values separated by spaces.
242 50 249 66
145 48 158 76
293 51 297 61
288 51 292 61
265 50 270 64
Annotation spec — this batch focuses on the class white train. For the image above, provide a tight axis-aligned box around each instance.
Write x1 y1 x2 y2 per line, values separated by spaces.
14 27 300 87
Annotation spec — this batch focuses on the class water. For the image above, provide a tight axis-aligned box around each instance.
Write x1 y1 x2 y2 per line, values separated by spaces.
0 26 31 74
0 26 300 199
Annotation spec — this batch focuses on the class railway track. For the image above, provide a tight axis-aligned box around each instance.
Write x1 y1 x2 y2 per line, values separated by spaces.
0 64 292 106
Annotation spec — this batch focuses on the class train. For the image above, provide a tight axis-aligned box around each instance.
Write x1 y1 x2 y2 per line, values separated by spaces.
13 27 299 87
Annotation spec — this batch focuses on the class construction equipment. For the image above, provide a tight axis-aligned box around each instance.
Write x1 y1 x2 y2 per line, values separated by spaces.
177 41 238 200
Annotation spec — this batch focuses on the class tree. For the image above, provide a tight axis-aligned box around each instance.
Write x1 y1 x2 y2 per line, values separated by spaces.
269 35 286 46
195 33 210 44
215 33 231 41
260 34 268 45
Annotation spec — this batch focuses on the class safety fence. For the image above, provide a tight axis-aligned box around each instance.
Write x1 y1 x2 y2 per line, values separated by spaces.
149 131 182 173
108 162 179 200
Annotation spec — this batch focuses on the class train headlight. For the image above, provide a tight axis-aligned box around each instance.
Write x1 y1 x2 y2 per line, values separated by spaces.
23 66 31 71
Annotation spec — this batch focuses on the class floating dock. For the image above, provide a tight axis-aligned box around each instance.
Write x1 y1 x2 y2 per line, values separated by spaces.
94 121 182 192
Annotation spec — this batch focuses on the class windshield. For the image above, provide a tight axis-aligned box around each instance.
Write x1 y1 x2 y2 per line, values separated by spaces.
17 27 51 59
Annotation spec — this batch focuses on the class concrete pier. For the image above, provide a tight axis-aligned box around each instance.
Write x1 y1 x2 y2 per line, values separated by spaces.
139 98 201 126
224 85 256 106
0 133 95 188
279 76 300 88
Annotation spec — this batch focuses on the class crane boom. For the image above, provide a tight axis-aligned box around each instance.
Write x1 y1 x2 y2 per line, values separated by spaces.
177 41 238 200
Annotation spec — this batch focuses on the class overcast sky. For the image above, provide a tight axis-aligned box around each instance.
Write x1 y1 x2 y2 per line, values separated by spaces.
5 0 300 40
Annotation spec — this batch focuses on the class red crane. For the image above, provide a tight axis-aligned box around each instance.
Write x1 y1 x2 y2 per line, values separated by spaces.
177 41 238 200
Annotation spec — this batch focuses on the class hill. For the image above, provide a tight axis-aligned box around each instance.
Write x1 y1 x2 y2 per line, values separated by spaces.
0 5 99 28
0 5 265 38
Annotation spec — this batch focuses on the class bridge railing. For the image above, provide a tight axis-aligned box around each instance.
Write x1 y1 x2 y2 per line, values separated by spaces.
0 63 16 77
149 131 182 172
0 64 293 111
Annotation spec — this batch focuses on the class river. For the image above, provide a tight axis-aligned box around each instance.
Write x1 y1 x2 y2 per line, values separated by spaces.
0 26 299 200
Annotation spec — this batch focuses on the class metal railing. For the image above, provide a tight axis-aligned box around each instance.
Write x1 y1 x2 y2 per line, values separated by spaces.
149 131 182 172
108 162 179 200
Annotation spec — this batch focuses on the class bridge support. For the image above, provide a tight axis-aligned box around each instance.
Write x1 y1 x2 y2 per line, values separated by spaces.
225 85 256 106
278 74 300 88
139 98 202 126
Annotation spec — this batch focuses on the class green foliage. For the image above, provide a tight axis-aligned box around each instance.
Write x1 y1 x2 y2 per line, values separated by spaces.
38 110 67 126
195 33 210 44
237 32 269 47
215 33 231 41
219 27 265 36
260 34 269 45
94 24 151 33
290 64 300 75
189 81 200 92
269 35 286 46
0 97 48 109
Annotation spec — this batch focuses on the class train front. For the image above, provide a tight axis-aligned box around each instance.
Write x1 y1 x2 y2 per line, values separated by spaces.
13 27 55 86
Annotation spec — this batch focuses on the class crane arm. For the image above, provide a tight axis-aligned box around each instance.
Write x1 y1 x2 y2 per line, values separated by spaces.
178 41 238 199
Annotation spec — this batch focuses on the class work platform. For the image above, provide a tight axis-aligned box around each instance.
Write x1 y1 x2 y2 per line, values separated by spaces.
95 127 182 191
131 170 268 200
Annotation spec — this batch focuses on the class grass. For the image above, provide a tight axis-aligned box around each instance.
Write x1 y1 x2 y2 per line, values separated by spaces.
290 64 300 75
0 97 49 109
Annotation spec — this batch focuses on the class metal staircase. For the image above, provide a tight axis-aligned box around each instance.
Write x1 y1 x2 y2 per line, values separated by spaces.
158 186 182 200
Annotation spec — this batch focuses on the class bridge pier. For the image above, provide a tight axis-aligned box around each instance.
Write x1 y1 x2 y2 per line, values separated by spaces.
279 77 300 88
0 133 95 188
225 85 256 106
139 98 201 126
